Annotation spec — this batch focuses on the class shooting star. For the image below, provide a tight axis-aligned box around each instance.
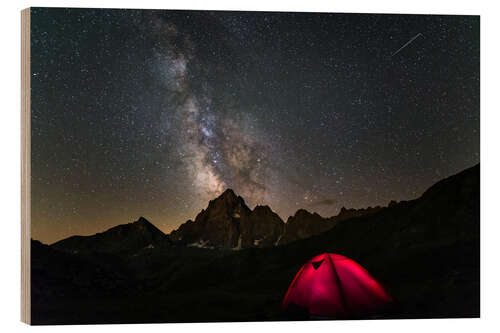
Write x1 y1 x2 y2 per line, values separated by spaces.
392 33 423 57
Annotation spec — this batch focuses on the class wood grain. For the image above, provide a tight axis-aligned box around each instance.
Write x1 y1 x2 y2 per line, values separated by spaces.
21 7 31 325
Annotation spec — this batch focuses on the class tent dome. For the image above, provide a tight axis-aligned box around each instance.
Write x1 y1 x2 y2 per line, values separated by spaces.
282 253 393 318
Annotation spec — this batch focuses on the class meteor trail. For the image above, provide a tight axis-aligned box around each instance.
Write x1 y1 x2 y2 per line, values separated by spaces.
392 33 423 57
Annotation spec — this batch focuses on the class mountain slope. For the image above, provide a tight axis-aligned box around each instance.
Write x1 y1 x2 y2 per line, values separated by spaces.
277 205 382 245
51 216 171 254
278 209 330 245
240 205 284 248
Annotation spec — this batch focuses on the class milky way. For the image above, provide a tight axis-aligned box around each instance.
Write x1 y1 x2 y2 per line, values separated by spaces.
149 16 271 204
30 8 479 243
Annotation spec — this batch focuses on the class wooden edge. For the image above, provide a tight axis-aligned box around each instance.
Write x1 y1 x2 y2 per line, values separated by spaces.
21 7 31 325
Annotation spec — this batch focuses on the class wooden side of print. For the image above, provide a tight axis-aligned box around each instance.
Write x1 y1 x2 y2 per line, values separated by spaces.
21 7 31 325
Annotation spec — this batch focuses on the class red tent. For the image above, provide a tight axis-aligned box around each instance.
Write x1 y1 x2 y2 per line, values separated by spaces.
282 253 393 318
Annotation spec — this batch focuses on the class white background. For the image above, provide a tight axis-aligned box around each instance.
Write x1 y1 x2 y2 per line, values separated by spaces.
1 0 498 332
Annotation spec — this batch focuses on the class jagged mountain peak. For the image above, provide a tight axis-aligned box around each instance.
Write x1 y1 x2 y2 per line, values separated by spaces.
135 216 150 224
290 209 323 220
253 205 274 213
170 191 284 249
219 188 237 199
210 188 240 203
99 216 164 236
251 205 283 221
203 189 251 218
209 188 247 207
129 216 160 230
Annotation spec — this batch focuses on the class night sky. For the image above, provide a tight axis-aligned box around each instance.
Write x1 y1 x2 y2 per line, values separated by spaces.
30 8 479 244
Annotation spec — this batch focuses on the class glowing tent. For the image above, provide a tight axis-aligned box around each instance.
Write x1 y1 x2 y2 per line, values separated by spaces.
282 253 393 318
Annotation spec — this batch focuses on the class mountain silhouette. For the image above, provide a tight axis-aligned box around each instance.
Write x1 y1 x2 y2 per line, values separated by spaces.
50 190 385 253
169 189 380 249
278 205 382 245
51 216 171 254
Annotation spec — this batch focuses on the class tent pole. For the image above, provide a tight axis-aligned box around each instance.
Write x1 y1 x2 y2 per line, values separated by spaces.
327 254 349 315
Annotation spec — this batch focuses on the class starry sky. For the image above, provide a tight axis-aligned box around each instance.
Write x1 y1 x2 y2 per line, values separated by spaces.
30 8 479 244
